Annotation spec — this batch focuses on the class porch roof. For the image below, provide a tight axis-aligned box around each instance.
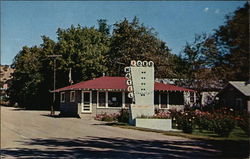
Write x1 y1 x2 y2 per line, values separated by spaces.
53 76 195 92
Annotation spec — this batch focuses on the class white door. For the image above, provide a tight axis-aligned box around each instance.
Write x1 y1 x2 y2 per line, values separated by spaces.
82 91 92 113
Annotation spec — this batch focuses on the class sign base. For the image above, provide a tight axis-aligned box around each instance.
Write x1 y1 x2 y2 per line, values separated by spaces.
129 104 154 125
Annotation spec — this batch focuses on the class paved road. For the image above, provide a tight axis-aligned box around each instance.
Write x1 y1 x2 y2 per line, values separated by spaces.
0 106 237 158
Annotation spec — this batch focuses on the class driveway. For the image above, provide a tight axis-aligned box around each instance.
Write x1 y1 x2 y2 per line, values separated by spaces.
0 106 247 158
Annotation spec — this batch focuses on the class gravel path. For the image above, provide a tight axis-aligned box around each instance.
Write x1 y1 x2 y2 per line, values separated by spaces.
1 106 223 158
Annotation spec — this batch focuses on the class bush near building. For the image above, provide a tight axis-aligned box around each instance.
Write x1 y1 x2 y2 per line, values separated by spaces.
170 107 249 137
95 106 249 137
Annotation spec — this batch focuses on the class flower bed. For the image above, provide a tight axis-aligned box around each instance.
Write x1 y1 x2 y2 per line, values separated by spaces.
95 113 119 122
169 108 245 137
95 107 249 137
95 109 130 123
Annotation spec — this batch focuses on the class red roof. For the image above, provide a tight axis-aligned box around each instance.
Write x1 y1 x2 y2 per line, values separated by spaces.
53 76 195 92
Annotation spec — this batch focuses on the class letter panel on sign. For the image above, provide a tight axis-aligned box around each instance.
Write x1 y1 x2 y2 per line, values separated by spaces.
130 66 154 106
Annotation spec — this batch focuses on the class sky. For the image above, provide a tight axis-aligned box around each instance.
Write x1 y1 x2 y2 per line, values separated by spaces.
1 1 245 65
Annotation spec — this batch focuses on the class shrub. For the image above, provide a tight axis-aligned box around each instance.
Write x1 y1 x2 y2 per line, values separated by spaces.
117 109 129 123
153 111 171 119
180 111 195 133
95 113 119 122
194 110 214 132
170 110 194 133
169 109 183 129
170 109 236 136
212 114 236 137
236 113 250 136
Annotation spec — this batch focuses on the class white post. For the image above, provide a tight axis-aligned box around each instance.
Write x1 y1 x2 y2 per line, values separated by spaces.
159 92 161 109
122 92 125 108
105 91 108 108
167 91 169 109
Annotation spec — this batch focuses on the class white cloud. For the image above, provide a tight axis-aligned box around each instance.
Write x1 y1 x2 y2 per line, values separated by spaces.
215 9 220 14
204 7 209 12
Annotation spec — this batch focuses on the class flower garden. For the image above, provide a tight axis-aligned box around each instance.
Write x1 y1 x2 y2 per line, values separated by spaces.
95 107 249 138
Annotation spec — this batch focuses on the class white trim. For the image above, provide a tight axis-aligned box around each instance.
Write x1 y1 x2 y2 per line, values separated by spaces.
105 91 108 107
194 92 196 103
107 91 123 108
122 92 125 108
97 91 124 108
81 91 92 113
158 92 161 108
97 91 107 108
167 92 170 109
70 91 75 102
60 92 65 103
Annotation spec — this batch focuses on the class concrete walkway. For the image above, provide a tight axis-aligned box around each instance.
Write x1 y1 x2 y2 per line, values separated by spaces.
0 106 230 158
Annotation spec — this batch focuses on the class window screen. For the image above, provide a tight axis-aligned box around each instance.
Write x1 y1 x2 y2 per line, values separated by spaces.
169 92 184 105
108 92 122 107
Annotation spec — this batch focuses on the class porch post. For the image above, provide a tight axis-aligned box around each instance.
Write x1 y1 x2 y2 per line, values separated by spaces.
194 92 196 104
122 92 125 108
158 92 161 108
105 91 108 108
167 91 169 109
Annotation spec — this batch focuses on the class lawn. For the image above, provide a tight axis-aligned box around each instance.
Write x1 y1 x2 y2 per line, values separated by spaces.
108 122 249 141
106 122 250 158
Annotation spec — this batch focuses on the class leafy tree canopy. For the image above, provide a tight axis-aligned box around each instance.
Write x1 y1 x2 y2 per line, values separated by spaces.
182 3 249 84
108 17 175 78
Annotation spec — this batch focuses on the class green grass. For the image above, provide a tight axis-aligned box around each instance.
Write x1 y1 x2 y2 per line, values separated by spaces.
191 126 249 141
107 122 250 141
104 121 250 158
105 122 250 157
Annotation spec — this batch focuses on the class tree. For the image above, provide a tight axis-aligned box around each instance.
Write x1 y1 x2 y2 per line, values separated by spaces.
8 24 111 108
180 33 225 105
98 19 110 35
55 25 110 86
107 17 174 78
179 3 249 106
8 46 46 108
214 3 249 81
181 3 249 84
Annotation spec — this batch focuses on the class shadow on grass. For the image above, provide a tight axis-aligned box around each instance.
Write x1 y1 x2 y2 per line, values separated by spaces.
3 136 247 159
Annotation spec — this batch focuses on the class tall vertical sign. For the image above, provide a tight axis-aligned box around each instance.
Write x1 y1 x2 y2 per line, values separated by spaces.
125 60 155 124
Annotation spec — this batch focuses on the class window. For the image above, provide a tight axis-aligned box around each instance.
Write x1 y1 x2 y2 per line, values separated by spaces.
154 92 159 105
160 92 168 109
236 98 243 110
70 91 75 102
108 92 122 107
60 92 65 103
169 92 184 105
190 92 194 103
98 92 106 107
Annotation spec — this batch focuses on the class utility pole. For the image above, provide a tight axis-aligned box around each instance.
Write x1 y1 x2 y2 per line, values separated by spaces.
47 55 62 115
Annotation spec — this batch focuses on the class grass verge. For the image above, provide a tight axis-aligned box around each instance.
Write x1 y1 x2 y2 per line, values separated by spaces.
105 122 250 158
106 122 249 141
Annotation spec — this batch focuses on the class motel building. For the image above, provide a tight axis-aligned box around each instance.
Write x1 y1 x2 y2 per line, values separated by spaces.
53 76 196 117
